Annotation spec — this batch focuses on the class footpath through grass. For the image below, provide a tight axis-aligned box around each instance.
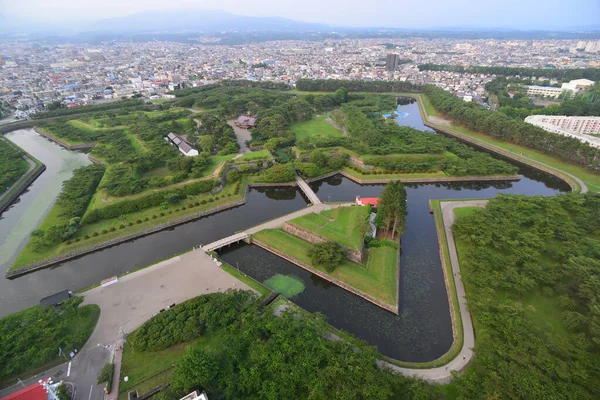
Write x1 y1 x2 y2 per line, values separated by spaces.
290 114 344 140
289 206 369 250
253 229 398 306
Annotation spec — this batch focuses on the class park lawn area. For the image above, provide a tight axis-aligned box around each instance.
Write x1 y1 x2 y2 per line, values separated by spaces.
289 206 369 250
141 166 170 179
118 333 225 400
253 229 398 306
149 98 171 104
11 182 245 270
234 149 272 162
69 119 127 131
418 93 439 117
453 206 482 219
290 114 344 140
204 154 237 176
341 166 447 180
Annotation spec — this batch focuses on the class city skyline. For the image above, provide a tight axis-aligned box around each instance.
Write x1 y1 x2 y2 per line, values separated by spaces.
2 0 600 31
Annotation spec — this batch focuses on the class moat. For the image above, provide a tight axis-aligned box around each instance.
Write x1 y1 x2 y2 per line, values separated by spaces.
0 99 570 362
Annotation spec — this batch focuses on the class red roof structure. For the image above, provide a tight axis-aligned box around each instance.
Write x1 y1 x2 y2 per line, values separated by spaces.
1 379 50 400
355 196 379 207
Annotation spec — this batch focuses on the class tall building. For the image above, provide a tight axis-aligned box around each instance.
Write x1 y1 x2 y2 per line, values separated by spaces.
385 54 399 72
525 115 600 148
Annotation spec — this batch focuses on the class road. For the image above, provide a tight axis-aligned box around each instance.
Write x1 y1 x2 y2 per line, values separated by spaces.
382 200 487 383
0 250 253 400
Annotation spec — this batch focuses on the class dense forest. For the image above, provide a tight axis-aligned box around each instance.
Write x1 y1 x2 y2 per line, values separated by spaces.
0 138 29 195
451 193 600 399
423 85 600 171
131 291 440 400
296 78 418 93
418 64 600 81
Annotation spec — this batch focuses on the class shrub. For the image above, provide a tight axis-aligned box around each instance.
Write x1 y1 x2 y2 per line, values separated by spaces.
92 232 99 237
109 227 116 232
119 224 125 229
201 200 207 204
208 198 214 203
84 235 90 239
187 204 193 209
160 212 165 217
152 215 157 219
101 229 108 234
128 222 133 226
194 202 199 207
74 237 81 242
144 217 149 221
65 240 72 245
136 219 142 224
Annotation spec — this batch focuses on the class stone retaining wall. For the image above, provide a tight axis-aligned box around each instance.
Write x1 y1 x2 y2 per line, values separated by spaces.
6 198 247 278
0 161 46 215
283 222 363 263
252 239 398 314
348 156 373 170
88 155 106 165
248 181 297 187
305 170 340 183
33 127 95 150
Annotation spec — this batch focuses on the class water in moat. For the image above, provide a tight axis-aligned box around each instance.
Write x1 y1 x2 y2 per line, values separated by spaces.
0 100 571 362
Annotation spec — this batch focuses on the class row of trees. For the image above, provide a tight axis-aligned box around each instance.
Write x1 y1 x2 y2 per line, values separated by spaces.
56 164 105 219
0 138 28 195
451 193 600 399
375 181 407 238
296 78 418 93
33 99 145 119
419 64 600 81
423 85 600 171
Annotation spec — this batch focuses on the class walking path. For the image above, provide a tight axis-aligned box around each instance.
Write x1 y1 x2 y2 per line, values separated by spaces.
295 175 321 204
227 120 252 153
382 200 487 383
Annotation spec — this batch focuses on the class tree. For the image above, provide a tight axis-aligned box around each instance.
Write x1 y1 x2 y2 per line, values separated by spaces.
375 181 407 238
308 241 345 272
198 135 214 154
172 347 220 392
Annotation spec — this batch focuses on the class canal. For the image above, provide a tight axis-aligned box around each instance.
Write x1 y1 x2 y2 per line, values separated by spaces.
0 100 571 363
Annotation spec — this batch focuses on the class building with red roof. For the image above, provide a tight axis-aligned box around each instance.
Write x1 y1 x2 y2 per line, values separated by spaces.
1 379 52 400
355 196 379 208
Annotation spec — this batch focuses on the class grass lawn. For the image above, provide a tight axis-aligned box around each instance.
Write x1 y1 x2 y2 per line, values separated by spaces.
418 94 439 117
263 274 305 298
141 166 170 179
220 262 272 297
289 206 369 250
253 229 398 306
290 114 344 140
341 166 448 180
234 149 272 162
69 120 127 131
453 206 482 219
11 181 246 270
204 154 237 176
149 98 171 104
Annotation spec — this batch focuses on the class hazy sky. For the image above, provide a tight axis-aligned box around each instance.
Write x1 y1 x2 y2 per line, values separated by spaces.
2 0 599 29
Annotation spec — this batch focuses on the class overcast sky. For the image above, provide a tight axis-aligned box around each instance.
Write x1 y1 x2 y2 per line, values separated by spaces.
2 0 599 29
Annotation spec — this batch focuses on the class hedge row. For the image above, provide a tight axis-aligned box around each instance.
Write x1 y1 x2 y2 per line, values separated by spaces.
82 179 218 224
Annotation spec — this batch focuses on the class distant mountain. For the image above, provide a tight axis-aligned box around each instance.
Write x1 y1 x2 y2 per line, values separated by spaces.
88 9 331 34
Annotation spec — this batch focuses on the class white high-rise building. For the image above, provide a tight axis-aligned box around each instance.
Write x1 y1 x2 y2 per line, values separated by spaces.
525 115 600 148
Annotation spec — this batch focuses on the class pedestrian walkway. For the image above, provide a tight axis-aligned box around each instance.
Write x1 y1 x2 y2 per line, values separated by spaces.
295 175 321 204
382 199 487 383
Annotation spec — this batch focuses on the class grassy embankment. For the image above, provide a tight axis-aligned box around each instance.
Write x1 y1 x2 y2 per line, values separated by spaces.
414 93 600 193
0 137 42 203
0 299 100 388
10 179 248 270
289 114 344 140
253 216 399 307
232 149 273 162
